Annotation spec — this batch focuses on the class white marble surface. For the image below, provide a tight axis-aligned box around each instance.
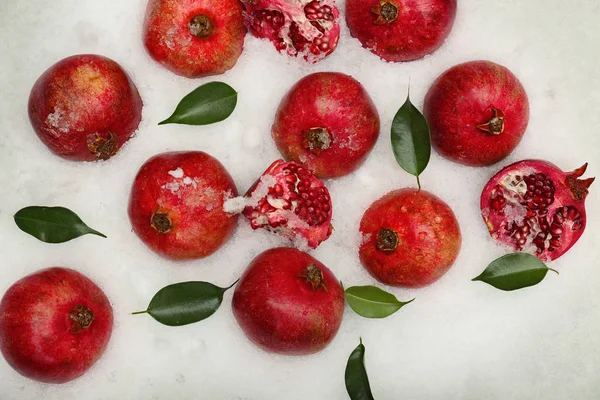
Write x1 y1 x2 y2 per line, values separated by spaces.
1 0 599 399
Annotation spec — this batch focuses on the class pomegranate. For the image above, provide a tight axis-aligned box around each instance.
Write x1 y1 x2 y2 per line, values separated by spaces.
424 60 530 167
241 0 340 63
128 151 239 260
232 247 344 355
0 267 113 384
225 160 333 249
359 188 461 287
481 160 594 261
345 0 456 62
272 72 380 179
143 0 246 78
28 54 142 161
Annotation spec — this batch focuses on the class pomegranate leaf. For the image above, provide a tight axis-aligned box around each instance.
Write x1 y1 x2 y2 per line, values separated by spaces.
472 253 559 291
391 93 431 188
159 81 237 126
345 285 413 318
14 206 106 243
345 339 374 400
133 280 237 326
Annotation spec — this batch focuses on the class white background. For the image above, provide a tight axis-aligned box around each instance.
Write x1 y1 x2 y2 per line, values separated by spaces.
1 0 599 399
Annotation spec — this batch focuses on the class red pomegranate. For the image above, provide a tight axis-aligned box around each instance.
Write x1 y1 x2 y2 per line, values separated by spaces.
128 151 239 260
345 0 456 62
241 0 340 63
232 247 344 355
225 160 333 249
143 0 246 78
481 160 594 261
272 72 380 179
359 188 461 287
424 60 530 167
28 54 142 161
0 267 113 384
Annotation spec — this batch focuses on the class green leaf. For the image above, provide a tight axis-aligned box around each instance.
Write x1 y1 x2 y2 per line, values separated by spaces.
472 253 559 291
345 339 374 400
391 93 431 189
159 81 237 125
14 206 106 243
133 280 238 326
345 286 413 318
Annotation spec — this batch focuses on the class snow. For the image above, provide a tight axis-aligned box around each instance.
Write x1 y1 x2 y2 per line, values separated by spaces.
1 0 600 399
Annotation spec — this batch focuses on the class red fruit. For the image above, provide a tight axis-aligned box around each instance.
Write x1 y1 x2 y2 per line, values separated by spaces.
346 0 456 62
225 160 333 248
0 267 113 384
272 72 380 179
481 160 594 262
143 0 246 78
232 247 344 355
424 60 530 167
359 188 461 287
28 54 142 162
128 151 239 260
241 0 340 63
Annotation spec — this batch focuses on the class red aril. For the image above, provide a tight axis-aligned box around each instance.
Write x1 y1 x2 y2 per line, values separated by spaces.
225 160 333 249
241 0 340 63
272 72 380 179
232 247 344 355
481 160 594 261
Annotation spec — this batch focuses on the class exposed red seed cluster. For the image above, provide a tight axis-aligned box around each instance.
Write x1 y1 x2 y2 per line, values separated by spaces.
251 9 285 35
304 1 334 21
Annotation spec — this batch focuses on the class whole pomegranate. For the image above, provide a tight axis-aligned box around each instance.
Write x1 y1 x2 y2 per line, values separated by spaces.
232 247 344 355
272 72 380 179
424 60 530 167
128 151 239 260
359 188 461 287
345 0 456 62
224 160 333 249
241 0 340 63
143 0 246 78
0 268 113 384
28 54 142 161
481 160 594 261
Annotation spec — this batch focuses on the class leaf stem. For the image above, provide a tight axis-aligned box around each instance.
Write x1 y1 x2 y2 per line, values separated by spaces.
224 279 240 291
548 267 559 275
131 310 148 315
416 175 421 190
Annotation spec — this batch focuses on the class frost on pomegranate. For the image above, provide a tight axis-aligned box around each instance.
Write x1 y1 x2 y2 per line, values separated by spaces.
241 0 341 63
224 160 333 249
481 160 594 261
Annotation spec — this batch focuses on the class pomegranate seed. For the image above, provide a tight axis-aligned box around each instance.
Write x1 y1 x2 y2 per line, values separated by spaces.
572 220 583 231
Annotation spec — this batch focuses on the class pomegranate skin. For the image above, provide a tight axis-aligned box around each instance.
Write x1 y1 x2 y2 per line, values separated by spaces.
143 0 246 78
0 268 113 384
424 60 530 167
232 248 344 355
128 151 239 260
272 72 380 179
359 188 461 288
28 54 142 162
346 0 456 62
481 160 594 261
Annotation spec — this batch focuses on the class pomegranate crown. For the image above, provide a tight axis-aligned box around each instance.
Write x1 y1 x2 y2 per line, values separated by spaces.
566 163 594 201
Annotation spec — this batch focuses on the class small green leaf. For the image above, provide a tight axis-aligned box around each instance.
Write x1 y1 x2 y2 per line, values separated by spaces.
159 81 237 125
391 93 431 188
14 206 106 243
345 339 374 400
472 253 559 291
345 286 413 318
133 280 237 326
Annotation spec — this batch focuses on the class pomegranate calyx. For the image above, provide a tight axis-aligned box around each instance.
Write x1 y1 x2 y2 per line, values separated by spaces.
298 264 328 291
69 304 95 333
376 228 398 253
87 131 119 160
565 163 595 201
151 211 172 234
371 0 399 25
476 106 505 135
189 15 213 38
302 127 332 155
